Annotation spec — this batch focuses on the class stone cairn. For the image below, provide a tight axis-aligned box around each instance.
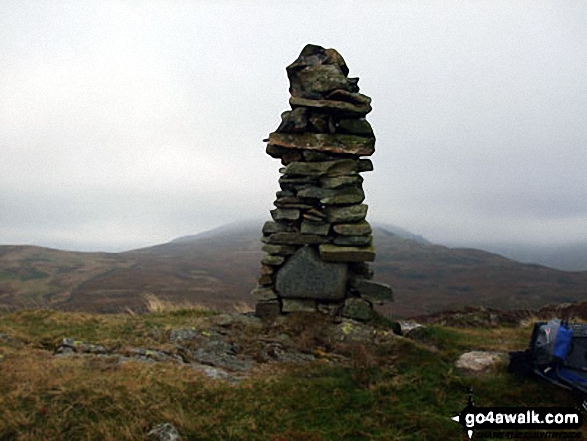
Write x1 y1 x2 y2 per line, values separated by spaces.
253 44 393 321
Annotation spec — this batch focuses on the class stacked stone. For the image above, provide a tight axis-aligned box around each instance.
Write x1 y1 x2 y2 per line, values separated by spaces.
253 44 392 320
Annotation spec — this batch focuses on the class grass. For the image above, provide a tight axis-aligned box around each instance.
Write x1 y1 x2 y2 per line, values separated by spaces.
0 309 585 440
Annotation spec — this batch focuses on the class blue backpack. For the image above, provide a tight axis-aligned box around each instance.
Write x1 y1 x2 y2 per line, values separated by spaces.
510 319 587 405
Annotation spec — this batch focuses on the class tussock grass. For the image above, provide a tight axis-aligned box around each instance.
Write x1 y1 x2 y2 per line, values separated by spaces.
143 293 211 313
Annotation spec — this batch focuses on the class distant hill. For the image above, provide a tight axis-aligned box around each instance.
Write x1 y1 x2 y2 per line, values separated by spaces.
0 223 586 317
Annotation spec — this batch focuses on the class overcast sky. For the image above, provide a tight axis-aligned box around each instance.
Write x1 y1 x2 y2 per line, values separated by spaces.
1 0 586 252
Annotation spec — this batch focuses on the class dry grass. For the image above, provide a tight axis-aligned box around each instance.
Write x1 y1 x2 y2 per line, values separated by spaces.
1 308 586 440
232 301 254 314
143 293 210 313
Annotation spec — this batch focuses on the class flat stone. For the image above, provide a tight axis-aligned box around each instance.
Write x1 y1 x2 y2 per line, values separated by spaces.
342 298 374 322
296 186 330 199
267 232 329 245
276 108 309 133
320 186 364 205
333 235 373 246
300 221 331 236
303 149 332 162
269 132 374 156
148 423 181 441
333 221 372 236
262 221 294 235
262 254 285 266
283 158 358 177
270 209 300 221
296 64 350 95
290 96 372 117
279 176 318 188
319 244 375 262
266 144 285 158
455 351 508 374
351 279 393 304
257 274 273 286
255 301 281 319
398 321 426 339
273 198 314 210
307 113 330 133
251 286 279 301
303 213 325 222
259 264 274 275
276 246 347 300
287 44 349 76
276 190 294 198
306 208 326 219
336 118 374 137
281 299 317 313
326 89 372 106
286 45 350 96
358 159 373 172
325 204 368 223
320 174 363 189
262 244 297 256
281 149 303 165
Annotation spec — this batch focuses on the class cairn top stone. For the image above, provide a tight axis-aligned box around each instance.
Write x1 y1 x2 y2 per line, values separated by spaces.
286 44 354 99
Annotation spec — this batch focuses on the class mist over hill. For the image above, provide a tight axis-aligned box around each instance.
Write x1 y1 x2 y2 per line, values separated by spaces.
1 222 586 317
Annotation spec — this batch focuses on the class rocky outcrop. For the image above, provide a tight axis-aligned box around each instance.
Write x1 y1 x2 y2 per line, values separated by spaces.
254 44 392 320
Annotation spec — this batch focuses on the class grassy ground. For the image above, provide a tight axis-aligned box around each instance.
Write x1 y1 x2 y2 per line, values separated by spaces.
0 309 584 440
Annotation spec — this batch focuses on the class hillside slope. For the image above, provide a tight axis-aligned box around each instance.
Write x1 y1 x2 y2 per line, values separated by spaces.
1 223 586 317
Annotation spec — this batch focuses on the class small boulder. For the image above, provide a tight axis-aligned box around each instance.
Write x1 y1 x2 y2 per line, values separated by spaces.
455 351 508 374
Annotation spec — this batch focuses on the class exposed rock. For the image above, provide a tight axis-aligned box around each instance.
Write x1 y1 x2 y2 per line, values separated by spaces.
341 298 374 322
276 246 347 300
255 301 281 319
55 338 107 356
351 280 393 304
281 299 317 313
148 423 181 441
455 351 508 374
398 321 426 339
269 132 374 156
